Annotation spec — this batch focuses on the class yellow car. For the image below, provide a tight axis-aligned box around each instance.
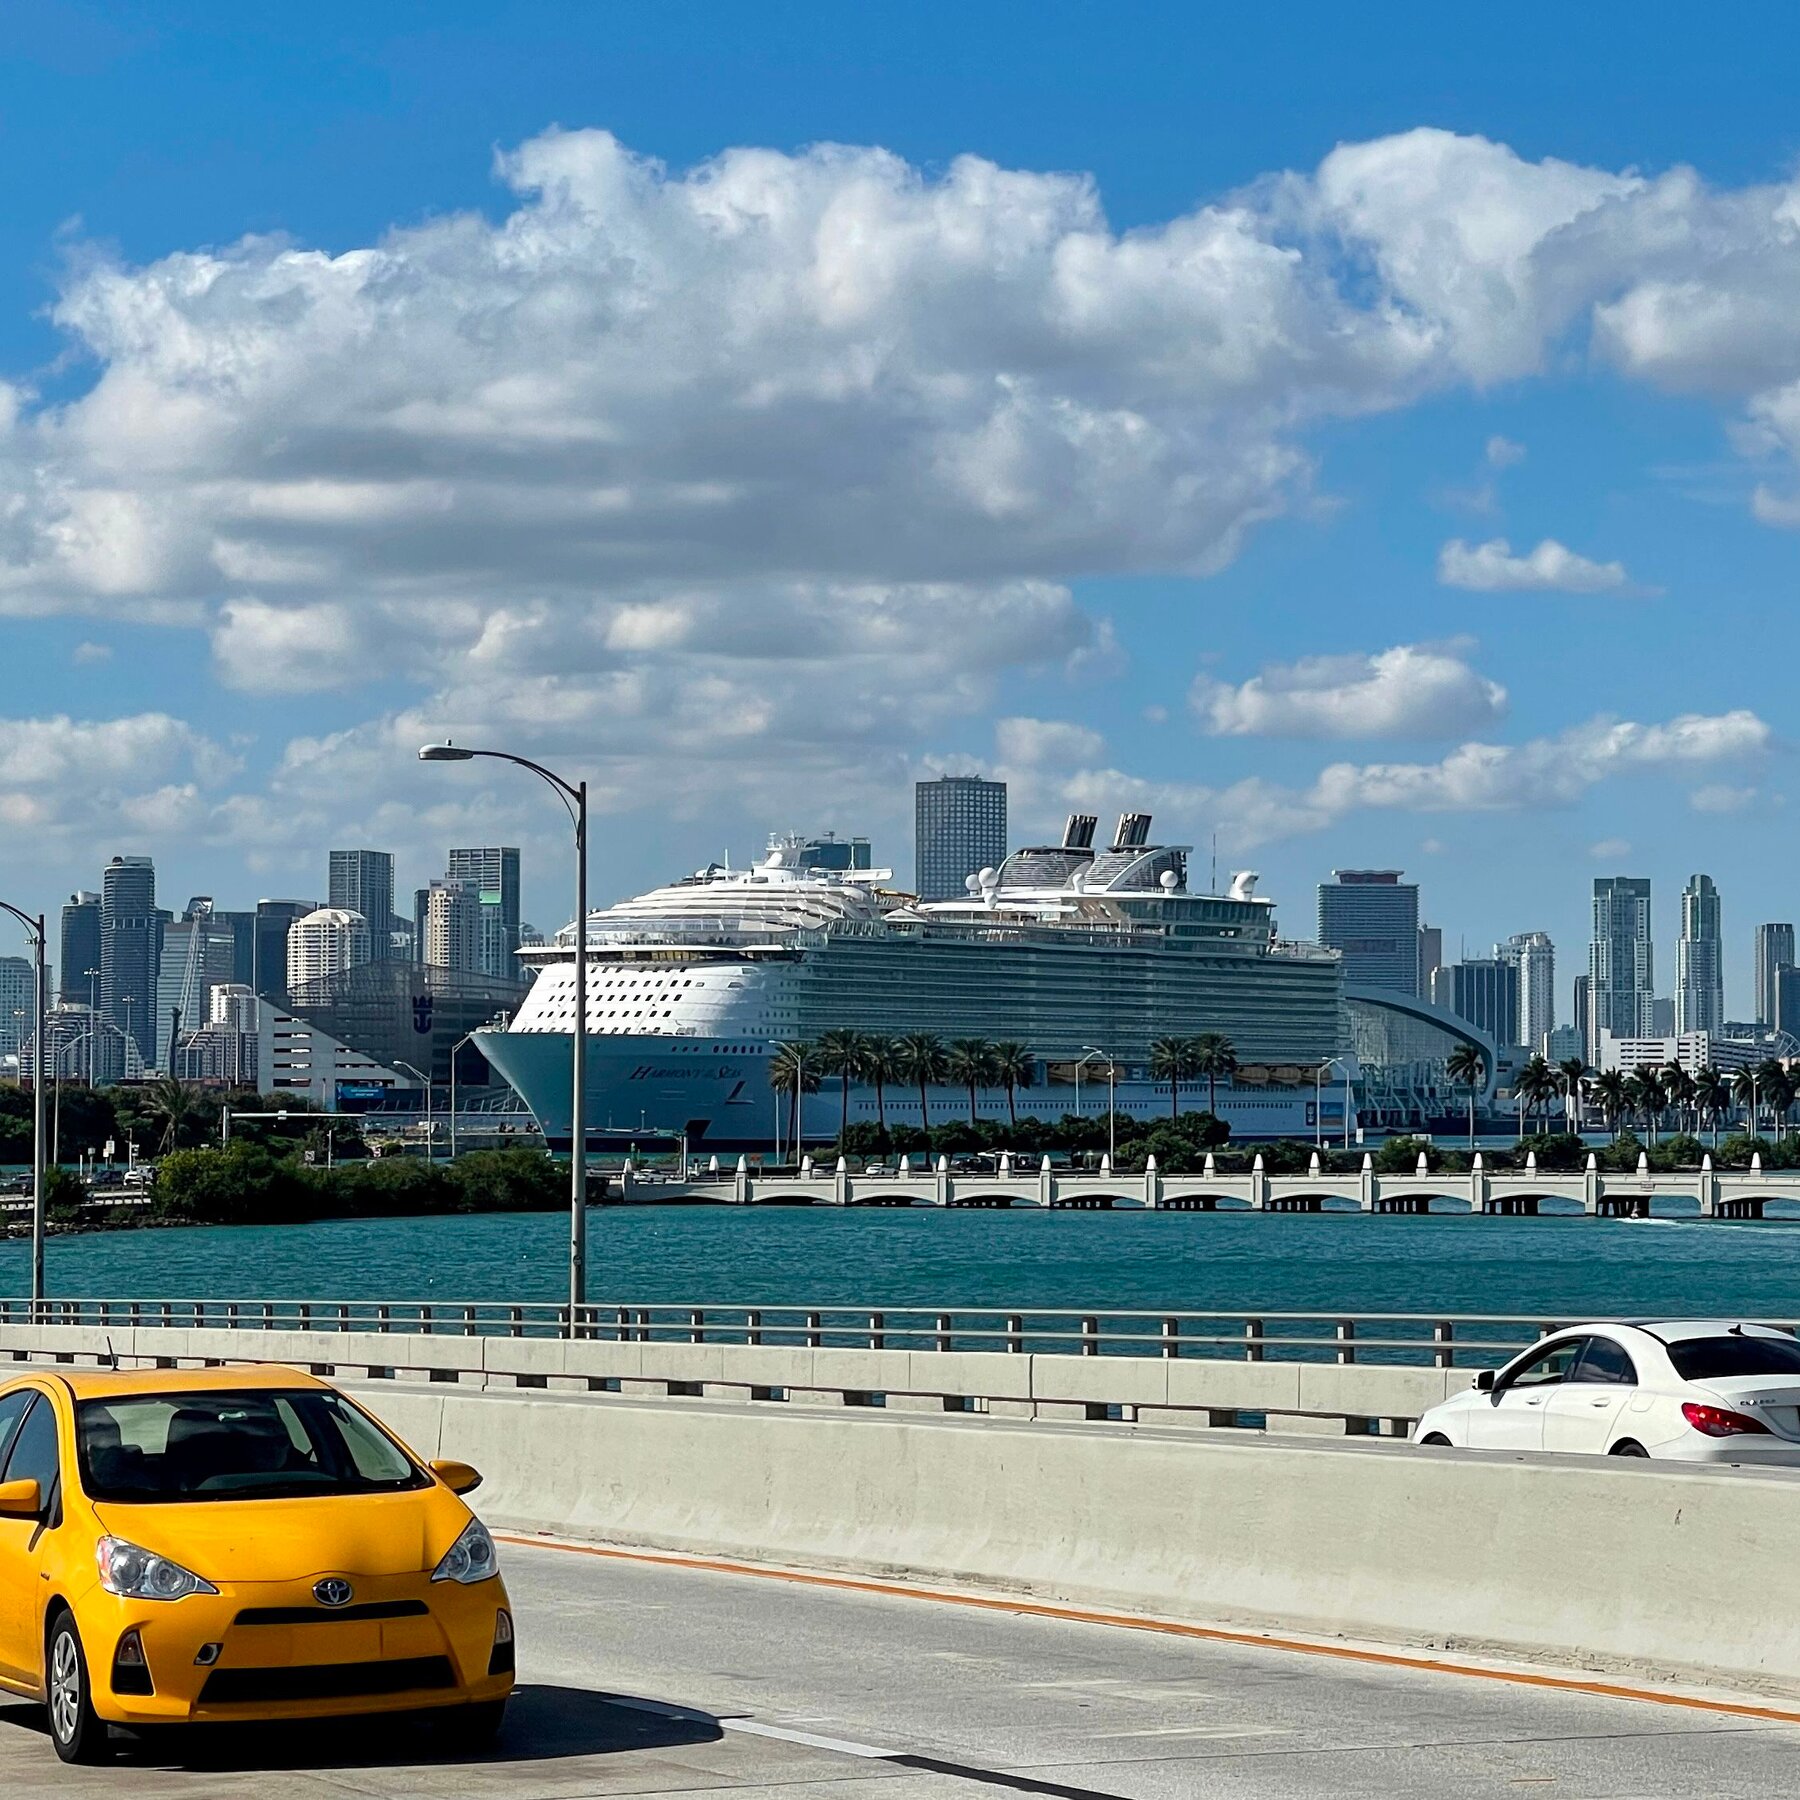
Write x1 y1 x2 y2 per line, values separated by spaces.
0 1364 514 1763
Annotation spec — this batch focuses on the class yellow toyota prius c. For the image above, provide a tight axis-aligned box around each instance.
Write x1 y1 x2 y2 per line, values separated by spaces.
0 1364 514 1762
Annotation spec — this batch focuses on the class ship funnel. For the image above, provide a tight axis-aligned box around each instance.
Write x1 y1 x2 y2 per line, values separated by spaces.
1112 811 1152 850
1062 813 1098 851
1228 870 1260 900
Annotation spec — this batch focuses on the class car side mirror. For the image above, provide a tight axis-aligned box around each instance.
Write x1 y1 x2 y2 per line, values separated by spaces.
0 1477 42 1518
429 1459 483 1496
1475 1369 1496 1393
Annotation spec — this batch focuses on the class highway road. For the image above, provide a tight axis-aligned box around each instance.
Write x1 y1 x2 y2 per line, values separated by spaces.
4 1536 1800 1797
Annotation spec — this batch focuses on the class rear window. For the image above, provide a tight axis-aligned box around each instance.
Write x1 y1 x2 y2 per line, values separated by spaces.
76 1389 428 1504
1667 1334 1800 1380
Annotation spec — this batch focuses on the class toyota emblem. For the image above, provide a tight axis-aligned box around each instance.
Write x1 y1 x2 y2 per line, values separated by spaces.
313 1578 354 1608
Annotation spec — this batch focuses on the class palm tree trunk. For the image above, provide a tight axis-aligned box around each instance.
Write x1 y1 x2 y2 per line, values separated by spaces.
875 1077 886 1134
1007 1081 1017 1128
1468 1088 1475 1151
1208 1072 1218 1115
919 1077 930 1133
839 1071 850 1141
967 1080 977 1125
1170 1073 1179 1120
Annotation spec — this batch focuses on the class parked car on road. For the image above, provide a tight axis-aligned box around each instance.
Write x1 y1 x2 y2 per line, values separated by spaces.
0 1364 513 1762
1413 1320 1800 1462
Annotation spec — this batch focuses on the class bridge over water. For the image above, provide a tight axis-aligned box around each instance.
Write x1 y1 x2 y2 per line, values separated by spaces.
622 1146 1800 1219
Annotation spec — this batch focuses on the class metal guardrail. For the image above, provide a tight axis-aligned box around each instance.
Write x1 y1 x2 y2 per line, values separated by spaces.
0 1298 1760 1368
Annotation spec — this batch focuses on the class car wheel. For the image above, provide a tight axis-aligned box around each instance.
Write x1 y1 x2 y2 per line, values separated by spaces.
46 1611 111 1765
1609 1441 1650 1458
1419 1432 1452 1446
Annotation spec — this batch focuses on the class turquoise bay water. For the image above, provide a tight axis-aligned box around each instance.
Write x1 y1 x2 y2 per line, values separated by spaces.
2 1208 1800 1320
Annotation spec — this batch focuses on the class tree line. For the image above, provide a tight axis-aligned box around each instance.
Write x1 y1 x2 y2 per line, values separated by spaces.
765 1030 1242 1143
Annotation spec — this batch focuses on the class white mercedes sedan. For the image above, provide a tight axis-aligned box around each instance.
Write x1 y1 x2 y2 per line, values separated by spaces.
1412 1320 1800 1462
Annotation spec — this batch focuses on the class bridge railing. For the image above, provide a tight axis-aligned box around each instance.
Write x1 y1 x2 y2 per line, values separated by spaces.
2 1296 1775 1368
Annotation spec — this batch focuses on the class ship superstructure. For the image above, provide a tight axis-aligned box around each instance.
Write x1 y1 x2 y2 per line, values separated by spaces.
478 814 1347 1148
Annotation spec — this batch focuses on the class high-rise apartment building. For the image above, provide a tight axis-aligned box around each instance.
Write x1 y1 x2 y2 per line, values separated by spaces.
446 847 521 979
1589 876 1653 1060
58 892 101 1008
100 855 163 1068
1573 973 1591 1058
1676 873 1724 1036
1318 870 1420 995
1777 966 1800 1040
1756 923 1795 1027
1498 932 1555 1051
423 880 482 973
154 898 241 1070
285 908 373 988
914 776 1007 903
328 851 396 960
252 899 320 1001
1431 958 1518 1048
0 956 32 1062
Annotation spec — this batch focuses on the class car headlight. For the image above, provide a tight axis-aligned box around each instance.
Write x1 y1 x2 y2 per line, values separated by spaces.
431 1517 499 1585
96 1536 218 1601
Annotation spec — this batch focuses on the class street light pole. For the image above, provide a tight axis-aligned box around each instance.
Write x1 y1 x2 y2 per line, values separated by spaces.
0 902 47 1321
1081 1046 1114 1163
447 1029 482 1161
394 1061 431 1160
420 742 589 1333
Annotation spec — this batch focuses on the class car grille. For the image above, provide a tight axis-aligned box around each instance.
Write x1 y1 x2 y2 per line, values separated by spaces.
233 1601 430 1626
200 1656 456 1704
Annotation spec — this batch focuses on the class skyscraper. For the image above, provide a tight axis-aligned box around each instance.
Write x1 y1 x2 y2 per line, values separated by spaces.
423 880 483 973
1499 932 1555 1051
1589 876 1653 1059
1318 871 1420 995
1756 923 1795 1027
154 898 240 1070
100 855 162 1068
1417 924 1443 997
58 892 101 1008
0 956 32 1062
252 899 321 1001
1431 959 1519 1048
1572 973 1591 1058
286 908 373 988
1676 874 1724 1036
446 847 522 979
328 851 396 960
914 776 1007 903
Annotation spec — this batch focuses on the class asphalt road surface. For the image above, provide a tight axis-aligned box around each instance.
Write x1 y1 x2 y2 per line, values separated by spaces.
3 1537 1800 1797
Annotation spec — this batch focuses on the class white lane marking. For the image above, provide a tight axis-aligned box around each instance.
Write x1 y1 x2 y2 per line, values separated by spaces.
721 1717 901 1759
587 1689 900 1760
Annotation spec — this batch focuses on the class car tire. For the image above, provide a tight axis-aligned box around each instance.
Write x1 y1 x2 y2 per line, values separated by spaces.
1609 1441 1650 1458
45 1610 111 1765
1419 1433 1452 1446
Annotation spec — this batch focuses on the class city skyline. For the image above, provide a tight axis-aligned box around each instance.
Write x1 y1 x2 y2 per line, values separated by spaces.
5 10 1800 1014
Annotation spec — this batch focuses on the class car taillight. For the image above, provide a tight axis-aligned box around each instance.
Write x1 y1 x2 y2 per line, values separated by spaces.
1681 1402 1770 1438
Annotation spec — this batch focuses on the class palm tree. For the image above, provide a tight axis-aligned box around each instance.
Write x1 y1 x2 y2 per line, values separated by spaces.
815 1029 866 1143
143 1075 201 1154
1445 1044 1485 1149
861 1035 899 1136
1150 1036 1195 1120
1193 1033 1239 1118
1625 1068 1664 1145
1558 1056 1588 1132
944 1038 994 1124
988 1041 1035 1127
1591 1069 1629 1137
895 1033 946 1133
1662 1063 1697 1137
1693 1066 1729 1146
767 1042 818 1160
1766 1063 1797 1144
1513 1056 1559 1136
1732 1065 1762 1137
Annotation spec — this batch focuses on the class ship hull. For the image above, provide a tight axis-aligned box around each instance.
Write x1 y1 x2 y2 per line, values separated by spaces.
477 1029 1343 1150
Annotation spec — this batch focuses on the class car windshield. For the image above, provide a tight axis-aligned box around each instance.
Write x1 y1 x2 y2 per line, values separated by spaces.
76 1389 429 1504
1667 1334 1800 1381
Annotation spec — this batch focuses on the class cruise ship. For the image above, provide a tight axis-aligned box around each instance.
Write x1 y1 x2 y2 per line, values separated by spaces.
476 814 1350 1151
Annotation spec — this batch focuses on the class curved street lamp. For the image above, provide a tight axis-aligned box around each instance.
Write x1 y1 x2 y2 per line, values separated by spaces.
0 900 47 1318
420 742 588 1330
1080 1046 1116 1164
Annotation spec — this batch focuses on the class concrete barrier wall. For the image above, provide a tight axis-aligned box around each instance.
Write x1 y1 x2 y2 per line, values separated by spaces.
0 1324 1458 1430
367 1381 1800 1699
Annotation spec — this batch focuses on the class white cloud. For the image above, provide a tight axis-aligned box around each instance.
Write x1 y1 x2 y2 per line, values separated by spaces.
1485 436 1527 469
1589 838 1633 860
70 641 111 664
1437 536 1630 593
1689 782 1757 813
1191 642 1506 739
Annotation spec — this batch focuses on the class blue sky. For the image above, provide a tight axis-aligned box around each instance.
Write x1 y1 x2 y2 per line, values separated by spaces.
4 2 1800 1016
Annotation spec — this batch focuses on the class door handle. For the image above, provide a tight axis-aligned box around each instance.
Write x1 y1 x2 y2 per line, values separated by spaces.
1590 1399 1611 1407
1525 1397 1543 1406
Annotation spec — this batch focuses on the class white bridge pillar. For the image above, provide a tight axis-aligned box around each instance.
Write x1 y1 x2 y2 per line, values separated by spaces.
733 1155 750 1205
1359 1152 1374 1212
935 1154 951 1208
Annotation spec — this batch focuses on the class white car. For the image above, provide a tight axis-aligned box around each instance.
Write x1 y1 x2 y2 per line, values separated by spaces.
1412 1320 1800 1462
